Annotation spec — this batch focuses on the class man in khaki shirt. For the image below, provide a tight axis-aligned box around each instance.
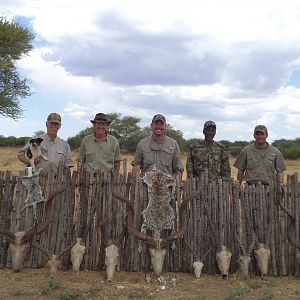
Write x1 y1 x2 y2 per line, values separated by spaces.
18 113 74 173
77 113 122 174
234 125 286 185
131 114 183 184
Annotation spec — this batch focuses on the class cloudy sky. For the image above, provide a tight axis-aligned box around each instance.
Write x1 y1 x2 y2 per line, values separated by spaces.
1 0 300 142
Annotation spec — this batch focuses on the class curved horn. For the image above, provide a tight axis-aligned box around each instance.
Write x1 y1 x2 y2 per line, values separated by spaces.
286 213 300 250
34 243 52 260
22 185 67 242
0 229 16 242
276 197 300 249
160 190 201 248
112 188 201 248
111 188 157 248
57 242 76 259
200 247 212 262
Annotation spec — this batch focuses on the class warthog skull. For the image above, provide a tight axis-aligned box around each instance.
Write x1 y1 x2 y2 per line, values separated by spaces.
71 238 85 272
9 232 30 272
216 246 232 278
105 244 119 281
149 248 166 276
192 261 204 278
254 243 270 277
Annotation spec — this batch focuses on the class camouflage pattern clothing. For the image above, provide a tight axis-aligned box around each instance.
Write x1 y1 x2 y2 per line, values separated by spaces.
186 140 231 181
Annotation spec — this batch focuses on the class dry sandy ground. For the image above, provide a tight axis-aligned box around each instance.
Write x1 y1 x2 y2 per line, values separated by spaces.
0 268 299 300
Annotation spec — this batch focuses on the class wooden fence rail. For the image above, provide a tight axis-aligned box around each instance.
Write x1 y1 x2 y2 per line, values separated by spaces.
0 167 299 276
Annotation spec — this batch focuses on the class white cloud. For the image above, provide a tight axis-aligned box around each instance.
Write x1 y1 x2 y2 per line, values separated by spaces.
1 0 300 143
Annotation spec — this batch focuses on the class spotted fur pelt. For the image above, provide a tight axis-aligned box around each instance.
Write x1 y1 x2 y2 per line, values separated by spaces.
141 170 176 241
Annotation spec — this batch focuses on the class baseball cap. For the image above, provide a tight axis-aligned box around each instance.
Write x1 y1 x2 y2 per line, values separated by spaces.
254 125 268 134
47 113 61 124
203 120 216 130
152 114 166 124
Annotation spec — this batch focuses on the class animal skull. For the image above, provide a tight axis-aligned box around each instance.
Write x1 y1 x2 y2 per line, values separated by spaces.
9 232 30 272
149 248 166 276
70 238 85 272
105 244 119 281
238 255 251 278
254 243 270 277
192 261 204 278
216 246 232 278
47 255 62 275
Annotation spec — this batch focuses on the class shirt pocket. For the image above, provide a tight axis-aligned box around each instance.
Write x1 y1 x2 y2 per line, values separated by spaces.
162 147 175 166
57 150 66 162
143 149 155 166
247 157 257 169
264 154 275 171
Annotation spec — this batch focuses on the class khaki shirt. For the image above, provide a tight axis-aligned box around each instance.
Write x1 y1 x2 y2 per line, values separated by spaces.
131 135 183 175
77 134 122 173
186 140 231 181
233 143 286 184
18 133 74 171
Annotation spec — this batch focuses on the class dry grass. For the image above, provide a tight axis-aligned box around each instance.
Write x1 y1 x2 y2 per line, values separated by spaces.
0 147 298 182
0 268 299 300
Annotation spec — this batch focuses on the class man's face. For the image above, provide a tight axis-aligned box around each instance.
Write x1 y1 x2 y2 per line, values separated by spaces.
151 120 166 137
203 126 216 141
46 121 61 136
254 131 268 145
93 121 109 135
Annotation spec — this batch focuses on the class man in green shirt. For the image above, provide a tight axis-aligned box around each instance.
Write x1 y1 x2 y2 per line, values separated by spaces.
186 120 231 181
234 125 286 185
131 114 183 184
77 113 122 174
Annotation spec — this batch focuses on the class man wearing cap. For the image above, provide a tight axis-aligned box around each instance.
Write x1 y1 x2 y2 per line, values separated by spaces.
18 113 74 172
131 114 183 182
234 125 286 185
186 120 231 181
77 113 122 174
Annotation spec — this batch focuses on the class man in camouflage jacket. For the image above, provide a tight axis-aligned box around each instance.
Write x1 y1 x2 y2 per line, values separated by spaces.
186 121 231 181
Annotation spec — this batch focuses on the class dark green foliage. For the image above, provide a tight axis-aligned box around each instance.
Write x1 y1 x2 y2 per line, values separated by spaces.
0 134 30 146
0 17 35 119
272 138 300 159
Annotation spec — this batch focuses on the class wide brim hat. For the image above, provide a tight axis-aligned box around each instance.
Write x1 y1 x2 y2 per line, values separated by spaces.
90 113 112 124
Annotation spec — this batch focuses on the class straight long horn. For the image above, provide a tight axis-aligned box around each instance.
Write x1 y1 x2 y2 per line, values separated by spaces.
235 230 246 256
247 233 256 256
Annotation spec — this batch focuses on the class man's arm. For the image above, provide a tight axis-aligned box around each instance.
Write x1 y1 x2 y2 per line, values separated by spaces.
17 142 33 166
237 169 245 184
186 146 194 178
220 149 231 180
176 169 183 187
114 161 120 176
17 153 30 166
131 165 140 177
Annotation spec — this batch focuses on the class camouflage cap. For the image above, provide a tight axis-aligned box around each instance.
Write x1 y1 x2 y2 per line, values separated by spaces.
152 114 166 124
254 125 268 134
203 120 216 130
47 113 61 124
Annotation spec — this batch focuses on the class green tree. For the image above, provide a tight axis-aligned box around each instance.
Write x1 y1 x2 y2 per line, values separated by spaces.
0 17 34 119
